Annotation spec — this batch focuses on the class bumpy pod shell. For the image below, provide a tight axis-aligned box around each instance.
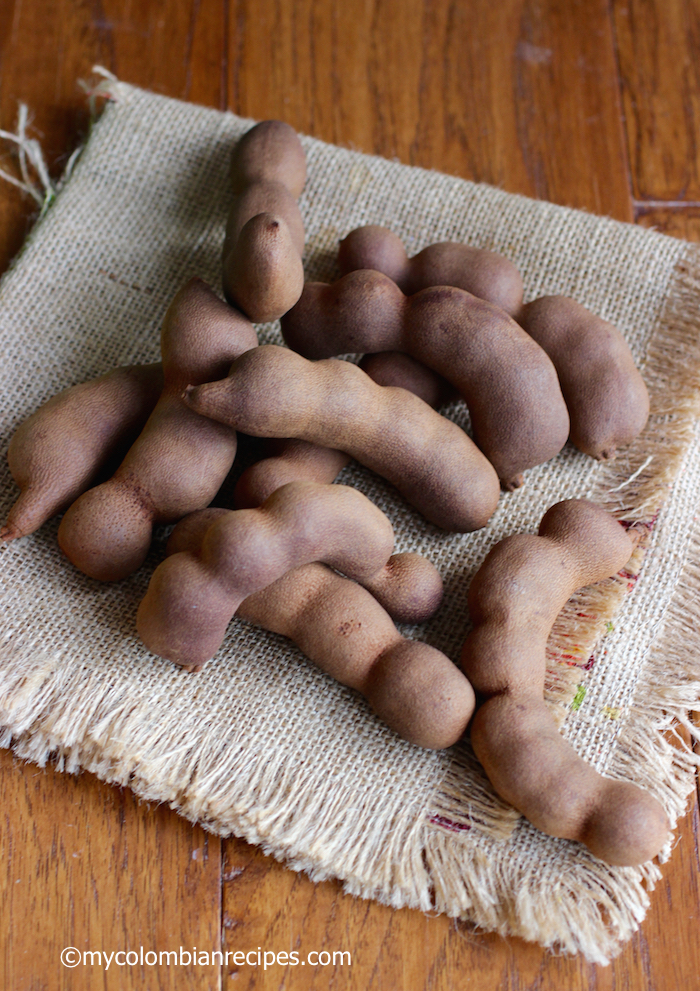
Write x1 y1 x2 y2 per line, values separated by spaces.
461 499 669 866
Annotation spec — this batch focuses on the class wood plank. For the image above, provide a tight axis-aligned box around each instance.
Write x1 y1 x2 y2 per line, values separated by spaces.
0 0 227 271
227 0 633 219
636 204 700 237
220 801 699 991
0 749 222 991
613 0 700 203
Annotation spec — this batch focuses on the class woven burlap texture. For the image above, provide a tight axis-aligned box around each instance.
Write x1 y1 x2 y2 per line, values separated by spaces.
1 76 700 966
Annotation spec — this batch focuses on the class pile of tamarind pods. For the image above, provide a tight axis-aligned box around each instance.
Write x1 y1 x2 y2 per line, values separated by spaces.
2 119 669 866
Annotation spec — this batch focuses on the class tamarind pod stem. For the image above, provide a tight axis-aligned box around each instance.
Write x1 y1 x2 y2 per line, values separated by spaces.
1 363 163 542
183 345 501 532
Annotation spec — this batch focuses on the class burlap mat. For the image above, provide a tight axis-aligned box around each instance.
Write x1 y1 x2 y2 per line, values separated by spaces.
1 72 700 965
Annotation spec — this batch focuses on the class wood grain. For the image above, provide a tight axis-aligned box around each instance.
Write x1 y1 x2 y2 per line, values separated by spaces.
0 1 698 989
0 749 222 991
218 802 700 991
227 0 632 218
613 0 700 203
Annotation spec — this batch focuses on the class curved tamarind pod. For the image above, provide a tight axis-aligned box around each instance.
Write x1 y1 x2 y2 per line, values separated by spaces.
460 499 669 866
240 563 474 749
233 351 455 510
222 120 306 323
57 279 258 581
150 517 472 748
338 225 524 316
519 296 649 461
136 481 444 667
1 363 163 542
183 345 501 532
280 272 569 489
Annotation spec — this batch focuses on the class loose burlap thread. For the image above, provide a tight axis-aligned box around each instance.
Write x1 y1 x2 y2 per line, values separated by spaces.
1 74 700 965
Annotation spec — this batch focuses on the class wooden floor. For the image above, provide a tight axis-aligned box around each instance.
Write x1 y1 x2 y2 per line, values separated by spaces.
1 2 699 989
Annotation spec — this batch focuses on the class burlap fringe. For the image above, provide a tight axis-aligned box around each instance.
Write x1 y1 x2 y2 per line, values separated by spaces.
0 104 82 217
1 86 700 963
0 642 437 911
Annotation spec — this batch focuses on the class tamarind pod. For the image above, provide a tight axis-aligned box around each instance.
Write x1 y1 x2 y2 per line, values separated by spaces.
234 439 351 510
222 120 306 323
519 296 649 461
238 563 473 749
1 363 163 542
165 506 229 555
233 351 454 510
358 351 459 408
460 499 669 865
338 225 524 317
136 481 444 667
280 272 569 489
57 279 258 581
152 529 471 749
183 345 501 532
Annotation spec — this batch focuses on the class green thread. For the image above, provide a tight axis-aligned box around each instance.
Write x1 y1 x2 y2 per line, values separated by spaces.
571 684 586 711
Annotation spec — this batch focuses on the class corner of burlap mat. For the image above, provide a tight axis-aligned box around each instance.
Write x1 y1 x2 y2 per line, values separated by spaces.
1 71 700 965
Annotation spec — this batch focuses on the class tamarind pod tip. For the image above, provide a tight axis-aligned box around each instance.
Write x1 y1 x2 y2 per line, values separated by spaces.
222 212 305 323
182 382 232 427
624 523 645 551
1 492 48 542
501 472 525 492
596 446 617 461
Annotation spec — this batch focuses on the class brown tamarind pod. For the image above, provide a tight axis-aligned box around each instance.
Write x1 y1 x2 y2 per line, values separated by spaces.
460 499 669 866
358 350 459 408
57 279 258 581
338 225 524 316
145 509 471 749
233 439 351 510
240 562 474 749
183 344 501 532
233 351 455 510
1 363 163 542
222 120 306 323
518 296 649 461
281 271 569 488
136 481 444 668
